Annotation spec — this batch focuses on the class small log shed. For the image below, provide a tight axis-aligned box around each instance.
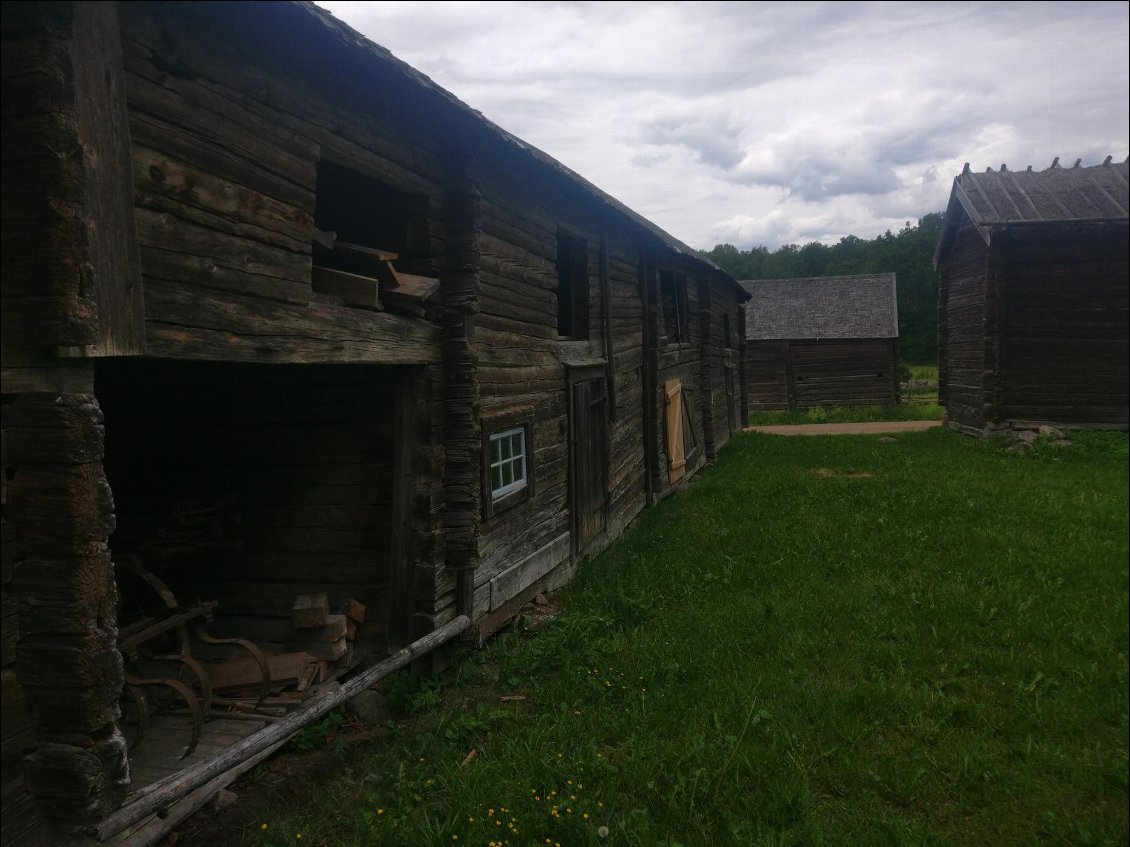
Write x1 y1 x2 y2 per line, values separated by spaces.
935 158 1129 435
0 2 749 844
741 274 900 410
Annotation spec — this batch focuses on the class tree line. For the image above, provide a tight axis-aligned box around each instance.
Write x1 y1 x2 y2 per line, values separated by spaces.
700 212 945 364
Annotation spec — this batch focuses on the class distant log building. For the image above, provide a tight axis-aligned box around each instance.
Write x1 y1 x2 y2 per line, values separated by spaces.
741 275 900 410
934 158 1129 435
0 3 748 843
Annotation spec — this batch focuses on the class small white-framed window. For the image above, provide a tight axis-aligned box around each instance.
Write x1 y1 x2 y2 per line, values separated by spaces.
489 426 528 500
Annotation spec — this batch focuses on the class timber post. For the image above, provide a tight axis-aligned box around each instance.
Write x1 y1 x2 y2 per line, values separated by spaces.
440 157 483 651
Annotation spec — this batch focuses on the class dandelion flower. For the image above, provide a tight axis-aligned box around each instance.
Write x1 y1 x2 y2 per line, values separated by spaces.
261 824 268 831
377 809 385 815
598 825 610 838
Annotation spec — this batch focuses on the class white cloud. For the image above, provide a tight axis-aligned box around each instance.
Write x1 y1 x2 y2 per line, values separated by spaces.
317 1 1130 250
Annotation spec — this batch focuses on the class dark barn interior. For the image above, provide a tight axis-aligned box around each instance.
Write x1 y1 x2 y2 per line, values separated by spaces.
93 360 402 786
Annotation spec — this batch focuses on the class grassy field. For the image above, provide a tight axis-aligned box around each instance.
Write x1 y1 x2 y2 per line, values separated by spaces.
747 403 944 426
242 428 1128 847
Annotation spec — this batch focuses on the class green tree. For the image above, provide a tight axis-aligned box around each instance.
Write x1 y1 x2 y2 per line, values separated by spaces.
700 213 944 364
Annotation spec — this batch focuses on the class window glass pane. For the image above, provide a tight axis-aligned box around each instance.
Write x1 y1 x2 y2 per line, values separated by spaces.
489 426 530 498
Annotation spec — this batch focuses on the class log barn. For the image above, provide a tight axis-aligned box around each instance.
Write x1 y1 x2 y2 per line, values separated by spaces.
935 159 1129 435
741 275 900 410
0 2 749 843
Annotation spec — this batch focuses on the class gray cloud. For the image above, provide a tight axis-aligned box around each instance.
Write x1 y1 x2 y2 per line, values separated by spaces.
318 1 1129 250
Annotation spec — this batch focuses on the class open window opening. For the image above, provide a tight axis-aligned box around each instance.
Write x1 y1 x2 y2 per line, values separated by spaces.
95 359 409 792
660 270 690 342
312 159 438 313
556 232 589 339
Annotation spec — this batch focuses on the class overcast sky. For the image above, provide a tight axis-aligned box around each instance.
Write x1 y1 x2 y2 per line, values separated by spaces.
317 1 1129 251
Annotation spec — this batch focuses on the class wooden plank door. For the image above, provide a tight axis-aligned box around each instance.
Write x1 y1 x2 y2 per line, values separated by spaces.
571 376 608 551
725 363 739 435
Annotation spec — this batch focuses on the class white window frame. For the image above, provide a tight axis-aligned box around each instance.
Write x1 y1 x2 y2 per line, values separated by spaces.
489 426 528 500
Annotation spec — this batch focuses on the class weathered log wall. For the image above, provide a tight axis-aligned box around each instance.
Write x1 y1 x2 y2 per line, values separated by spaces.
789 339 898 408
471 167 600 622
745 338 897 411
118 4 443 365
940 213 1128 433
1 2 142 373
3 393 128 833
652 266 708 493
2 3 136 839
605 243 649 532
745 341 791 410
704 290 743 451
937 215 990 432
996 229 1129 427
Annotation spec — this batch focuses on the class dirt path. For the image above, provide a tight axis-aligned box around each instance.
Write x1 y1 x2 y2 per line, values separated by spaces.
744 420 943 436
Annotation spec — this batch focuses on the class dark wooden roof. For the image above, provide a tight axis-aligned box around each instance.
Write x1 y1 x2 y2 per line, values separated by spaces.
289 3 747 300
741 274 899 341
935 157 1129 265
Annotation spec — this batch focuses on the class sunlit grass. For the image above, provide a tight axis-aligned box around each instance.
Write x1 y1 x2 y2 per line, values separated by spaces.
245 428 1128 847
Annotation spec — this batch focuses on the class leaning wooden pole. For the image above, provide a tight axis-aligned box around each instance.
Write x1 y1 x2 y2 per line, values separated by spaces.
93 615 471 842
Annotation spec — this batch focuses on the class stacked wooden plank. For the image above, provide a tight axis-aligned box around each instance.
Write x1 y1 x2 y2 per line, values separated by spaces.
203 594 366 701
288 592 365 668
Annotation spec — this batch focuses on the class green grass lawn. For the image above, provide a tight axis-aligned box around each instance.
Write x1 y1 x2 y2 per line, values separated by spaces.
747 404 944 426
244 429 1128 847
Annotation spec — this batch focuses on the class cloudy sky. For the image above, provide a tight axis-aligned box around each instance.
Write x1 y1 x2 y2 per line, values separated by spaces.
317 1 1129 251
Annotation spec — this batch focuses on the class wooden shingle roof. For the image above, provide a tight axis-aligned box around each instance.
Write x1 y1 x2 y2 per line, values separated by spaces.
935 157 1129 265
741 274 899 341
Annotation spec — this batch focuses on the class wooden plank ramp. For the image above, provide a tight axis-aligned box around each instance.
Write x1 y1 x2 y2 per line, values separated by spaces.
124 715 269 792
